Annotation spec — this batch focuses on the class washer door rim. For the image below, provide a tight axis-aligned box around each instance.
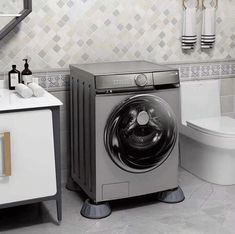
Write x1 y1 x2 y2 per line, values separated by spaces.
104 94 178 174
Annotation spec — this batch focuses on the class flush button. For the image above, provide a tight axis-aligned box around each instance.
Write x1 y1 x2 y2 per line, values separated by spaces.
135 74 148 87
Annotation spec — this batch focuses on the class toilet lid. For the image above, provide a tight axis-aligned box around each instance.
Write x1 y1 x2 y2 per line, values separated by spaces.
186 116 235 137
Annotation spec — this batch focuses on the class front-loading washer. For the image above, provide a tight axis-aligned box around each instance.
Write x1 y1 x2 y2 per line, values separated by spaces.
69 61 184 219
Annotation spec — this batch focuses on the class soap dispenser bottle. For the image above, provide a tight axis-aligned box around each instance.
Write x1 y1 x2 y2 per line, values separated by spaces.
8 65 20 90
22 59 32 85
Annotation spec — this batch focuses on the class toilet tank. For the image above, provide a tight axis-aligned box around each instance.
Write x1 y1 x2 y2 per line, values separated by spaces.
180 80 221 124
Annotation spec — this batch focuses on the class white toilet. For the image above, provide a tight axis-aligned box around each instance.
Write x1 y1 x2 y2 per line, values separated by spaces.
180 79 235 185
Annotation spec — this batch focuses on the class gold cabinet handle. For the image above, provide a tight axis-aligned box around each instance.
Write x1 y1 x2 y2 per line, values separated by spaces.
2 132 11 176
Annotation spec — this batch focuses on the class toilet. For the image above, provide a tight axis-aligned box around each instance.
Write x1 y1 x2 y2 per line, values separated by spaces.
180 79 235 185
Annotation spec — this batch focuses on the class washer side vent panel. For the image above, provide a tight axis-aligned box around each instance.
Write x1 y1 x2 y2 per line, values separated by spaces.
70 72 96 199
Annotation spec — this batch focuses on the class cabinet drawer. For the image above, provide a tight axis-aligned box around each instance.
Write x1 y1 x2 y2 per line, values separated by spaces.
0 110 57 204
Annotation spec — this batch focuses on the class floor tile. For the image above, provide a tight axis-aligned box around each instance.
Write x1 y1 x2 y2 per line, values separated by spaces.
1 168 235 234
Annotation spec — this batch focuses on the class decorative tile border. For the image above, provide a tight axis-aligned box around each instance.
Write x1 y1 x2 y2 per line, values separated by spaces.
35 70 70 92
1 60 235 91
169 60 235 81
0 69 70 91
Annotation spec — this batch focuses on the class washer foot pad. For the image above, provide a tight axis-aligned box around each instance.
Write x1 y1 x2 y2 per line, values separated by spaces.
156 186 185 203
81 199 112 219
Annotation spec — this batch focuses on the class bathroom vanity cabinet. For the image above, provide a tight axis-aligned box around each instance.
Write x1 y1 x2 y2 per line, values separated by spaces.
0 88 62 222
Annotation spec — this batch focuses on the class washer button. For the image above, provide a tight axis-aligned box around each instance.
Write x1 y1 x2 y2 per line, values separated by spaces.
135 74 148 87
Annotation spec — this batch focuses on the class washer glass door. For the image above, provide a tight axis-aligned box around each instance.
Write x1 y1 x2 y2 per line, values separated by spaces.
104 94 178 173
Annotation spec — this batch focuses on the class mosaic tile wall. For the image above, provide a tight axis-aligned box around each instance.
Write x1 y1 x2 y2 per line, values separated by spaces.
46 68 235 184
0 0 235 72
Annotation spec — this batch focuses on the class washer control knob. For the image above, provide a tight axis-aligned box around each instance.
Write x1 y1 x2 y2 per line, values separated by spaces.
135 74 148 87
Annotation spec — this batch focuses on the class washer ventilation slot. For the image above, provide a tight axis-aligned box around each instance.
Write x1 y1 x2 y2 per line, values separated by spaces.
70 74 95 198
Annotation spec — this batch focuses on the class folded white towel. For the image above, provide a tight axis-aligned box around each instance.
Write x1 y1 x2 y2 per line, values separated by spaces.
201 8 216 49
202 8 216 36
28 83 45 97
182 8 197 50
15 84 33 98
182 8 197 37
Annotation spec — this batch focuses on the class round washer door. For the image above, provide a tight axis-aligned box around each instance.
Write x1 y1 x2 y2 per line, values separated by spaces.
104 94 178 173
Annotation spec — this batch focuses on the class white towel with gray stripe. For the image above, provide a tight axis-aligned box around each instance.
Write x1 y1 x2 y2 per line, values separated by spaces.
201 8 216 49
182 8 197 50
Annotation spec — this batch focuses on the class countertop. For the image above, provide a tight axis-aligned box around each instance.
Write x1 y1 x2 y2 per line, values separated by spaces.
0 88 62 112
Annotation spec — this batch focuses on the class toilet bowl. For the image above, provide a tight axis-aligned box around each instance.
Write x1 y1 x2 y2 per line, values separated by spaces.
180 79 235 185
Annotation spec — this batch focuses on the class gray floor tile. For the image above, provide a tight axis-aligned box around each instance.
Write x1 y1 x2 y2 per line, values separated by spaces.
1 168 235 234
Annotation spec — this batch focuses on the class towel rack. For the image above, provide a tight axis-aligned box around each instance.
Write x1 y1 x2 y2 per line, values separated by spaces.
202 0 218 9
183 0 200 10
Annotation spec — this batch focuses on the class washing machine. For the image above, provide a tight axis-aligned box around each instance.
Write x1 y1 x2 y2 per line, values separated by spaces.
69 61 184 218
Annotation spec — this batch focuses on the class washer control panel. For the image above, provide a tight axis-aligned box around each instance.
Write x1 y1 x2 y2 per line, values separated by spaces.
96 73 153 91
95 70 179 92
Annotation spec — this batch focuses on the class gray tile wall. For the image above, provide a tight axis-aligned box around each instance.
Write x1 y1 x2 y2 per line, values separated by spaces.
51 90 70 185
220 78 235 117
1 0 235 185
0 0 235 72
2 58 234 184
50 74 235 184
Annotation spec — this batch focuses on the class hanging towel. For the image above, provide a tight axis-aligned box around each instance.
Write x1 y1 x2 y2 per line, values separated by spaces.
182 8 197 50
201 8 216 49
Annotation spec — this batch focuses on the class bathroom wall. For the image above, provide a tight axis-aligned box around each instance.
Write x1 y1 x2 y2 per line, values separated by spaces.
43 70 235 184
52 90 70 184
0 0 235 71
220 78 235 118
1 0 235 184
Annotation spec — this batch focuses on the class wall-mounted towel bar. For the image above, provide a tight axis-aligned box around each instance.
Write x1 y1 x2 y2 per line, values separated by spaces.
183 0 200 10
202 0 218 9
183 0 218 10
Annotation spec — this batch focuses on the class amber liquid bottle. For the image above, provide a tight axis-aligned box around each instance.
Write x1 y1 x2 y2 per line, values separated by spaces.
22 59 32 85
8 65 20 90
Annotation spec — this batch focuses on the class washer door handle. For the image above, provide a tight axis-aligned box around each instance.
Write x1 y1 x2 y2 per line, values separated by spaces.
137 111 149 125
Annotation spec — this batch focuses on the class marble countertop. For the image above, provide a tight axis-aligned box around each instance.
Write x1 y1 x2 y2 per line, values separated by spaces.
0 88 62 112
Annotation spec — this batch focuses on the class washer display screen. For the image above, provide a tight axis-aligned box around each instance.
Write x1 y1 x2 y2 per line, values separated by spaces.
104 94 177 173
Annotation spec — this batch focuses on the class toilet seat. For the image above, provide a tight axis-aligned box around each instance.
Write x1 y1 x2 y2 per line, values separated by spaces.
186 116 235 137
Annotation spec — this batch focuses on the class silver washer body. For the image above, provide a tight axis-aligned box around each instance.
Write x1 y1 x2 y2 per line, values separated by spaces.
70 61 180 202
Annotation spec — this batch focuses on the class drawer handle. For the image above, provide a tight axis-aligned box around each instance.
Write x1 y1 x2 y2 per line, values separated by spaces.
2 132 11 176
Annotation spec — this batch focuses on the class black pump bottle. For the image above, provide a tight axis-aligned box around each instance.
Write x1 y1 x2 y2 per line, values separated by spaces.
22 59 32 85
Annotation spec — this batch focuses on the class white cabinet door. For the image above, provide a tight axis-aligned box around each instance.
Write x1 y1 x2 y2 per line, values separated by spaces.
0 109 57 204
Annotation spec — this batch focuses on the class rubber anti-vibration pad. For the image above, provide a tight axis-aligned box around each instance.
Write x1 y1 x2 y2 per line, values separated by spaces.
80 199 112 219
156 186 185 204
